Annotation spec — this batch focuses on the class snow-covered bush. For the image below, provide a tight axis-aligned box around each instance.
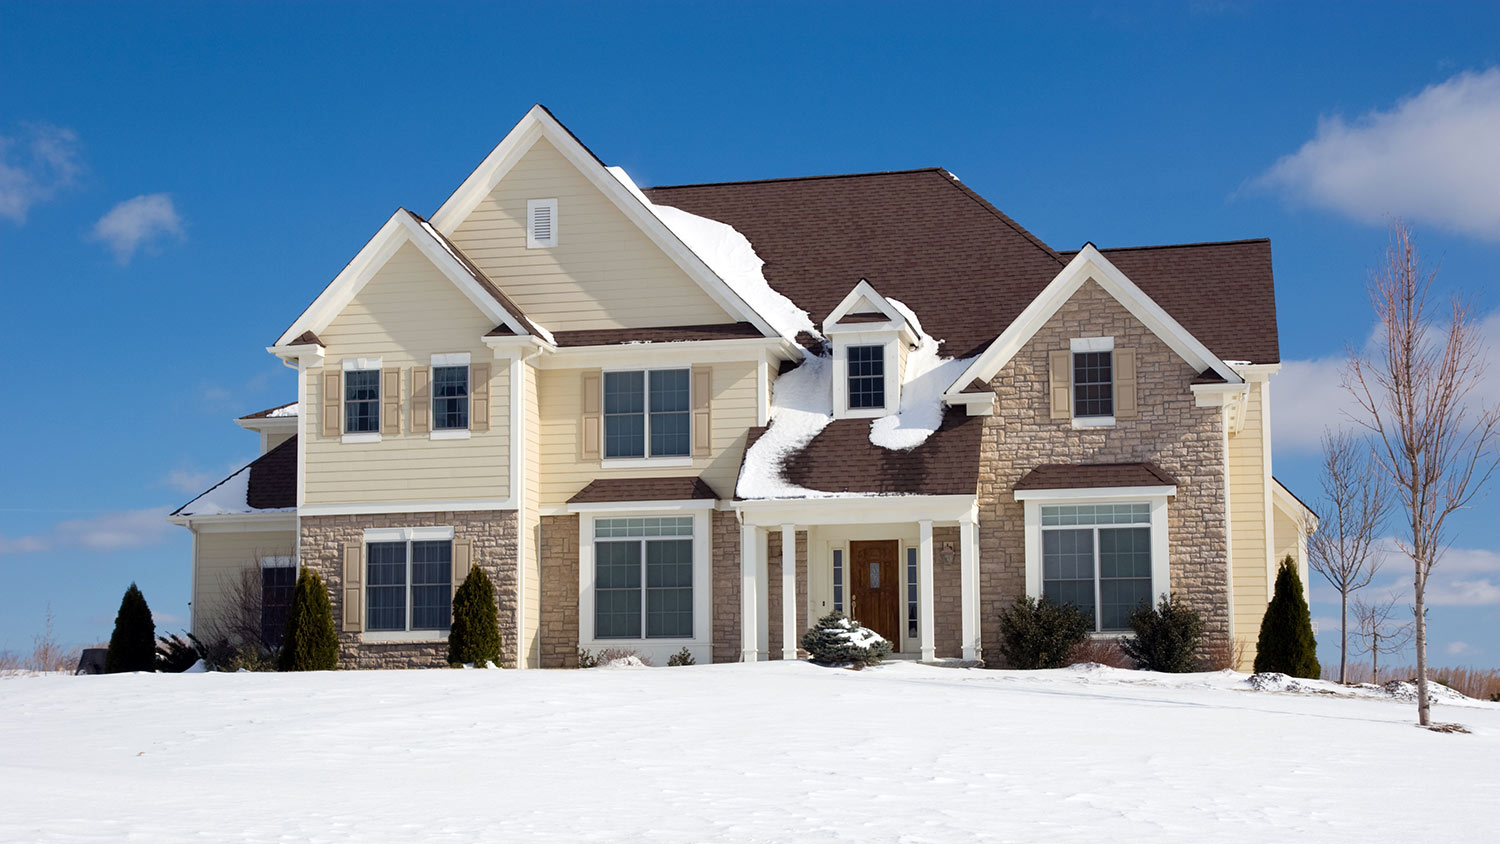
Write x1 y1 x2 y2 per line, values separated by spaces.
667 647 696 667
578 647 653 668
800 611 892 667
996 595 1091 669
1119 594 1204 673
448 566 502 667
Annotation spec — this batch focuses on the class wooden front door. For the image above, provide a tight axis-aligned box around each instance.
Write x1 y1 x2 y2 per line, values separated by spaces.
849 540 901 645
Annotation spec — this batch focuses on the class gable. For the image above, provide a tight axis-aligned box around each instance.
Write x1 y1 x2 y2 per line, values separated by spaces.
445 136 739 333
320 241 498 357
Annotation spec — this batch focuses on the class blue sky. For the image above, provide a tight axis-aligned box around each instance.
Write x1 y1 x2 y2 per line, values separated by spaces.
1 1 1496 669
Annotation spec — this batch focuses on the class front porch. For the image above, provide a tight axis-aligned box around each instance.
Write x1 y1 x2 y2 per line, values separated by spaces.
734 495 982 663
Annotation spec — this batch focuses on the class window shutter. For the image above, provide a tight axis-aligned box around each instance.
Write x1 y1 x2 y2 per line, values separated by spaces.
580 369 602 460
321 370 342 438
1048 350 1072 420
452 539 472 598
411 366 431 434
1115 348 1138 419
342 541 363 633
470 363 491 433
692 365 712 458
380 367 401 435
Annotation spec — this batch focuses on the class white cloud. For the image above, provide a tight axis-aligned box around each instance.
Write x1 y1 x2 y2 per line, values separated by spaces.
1257 68 1500 239
0 122 82 223
91 193 184 264
1369 539 1500 607
0 507 174 555
1445 641 1476 656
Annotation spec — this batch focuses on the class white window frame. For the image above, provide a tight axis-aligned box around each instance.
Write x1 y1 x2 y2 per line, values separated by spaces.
1069 336 1115 429
830 330 901 419
1016 488 1171 636
361 526 455 642
574 505 713 665
600 367 693 464
341 357 383 443
526 198 558 248
430 352 472 440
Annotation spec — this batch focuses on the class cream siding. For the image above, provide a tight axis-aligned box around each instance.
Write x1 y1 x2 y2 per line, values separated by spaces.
191 528 296 642
1228 379 1271 656
303 241 510 506
447 137 736 332
1273 496 1312 604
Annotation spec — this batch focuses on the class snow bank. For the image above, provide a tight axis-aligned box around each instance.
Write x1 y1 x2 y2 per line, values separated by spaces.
598 655 650 669
736 352 838 499
868 298 974 451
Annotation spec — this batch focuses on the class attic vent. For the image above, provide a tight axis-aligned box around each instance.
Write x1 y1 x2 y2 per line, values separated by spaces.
527 198 558 248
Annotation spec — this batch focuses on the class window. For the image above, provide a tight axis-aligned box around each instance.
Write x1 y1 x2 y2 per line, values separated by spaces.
260 557 296 648
906 546 919 639
832 548 845 613
365 539 452 632
433 365 469 430
1073 351 1113 418
1041 503 1152 631
593 517 694 639
847 345 885 409
603 369 690 459
527 198 558 248
344 369 380 433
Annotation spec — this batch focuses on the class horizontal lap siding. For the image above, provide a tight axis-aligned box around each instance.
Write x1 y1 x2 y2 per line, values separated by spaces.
447 137 735 332
192 529 296 641
1229 382 1269 644
304 241 510 506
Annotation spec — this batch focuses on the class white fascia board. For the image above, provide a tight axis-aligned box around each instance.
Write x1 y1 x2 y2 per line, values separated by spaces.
1272 479 1319 530
298 498 515 517
944 245 1243 398
823 279 908 331
566 498 717 514
167 512 298 531
949 392 996 416
1012 485 1177 502
734 494 977 527
535 337 795 369
272 210 528 349
427 105 783 342
234 415 298 435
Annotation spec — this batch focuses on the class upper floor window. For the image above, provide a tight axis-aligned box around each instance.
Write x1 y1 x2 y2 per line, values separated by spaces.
527 198 558 248
433 365 469 430
344 367 380 433
604 369 690 459
1041 502 1152 631
1073 351 1113 417
847 345 885 409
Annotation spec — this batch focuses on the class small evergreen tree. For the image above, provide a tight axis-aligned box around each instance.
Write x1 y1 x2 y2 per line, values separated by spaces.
448 566 502 666
278 569 338 671
1254 557 1321 678
105 583 157 673
667 646 696 666
800 611 892 667
1120 594 1205 673
996 595 1092 669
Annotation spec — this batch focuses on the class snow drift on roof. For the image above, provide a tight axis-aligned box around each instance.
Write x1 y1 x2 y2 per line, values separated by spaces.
869 299 974 451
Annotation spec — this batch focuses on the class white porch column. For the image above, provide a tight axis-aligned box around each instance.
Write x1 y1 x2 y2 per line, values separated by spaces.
959 515 980 662
781 523 797 660
918 519 936 662
740 523 761 662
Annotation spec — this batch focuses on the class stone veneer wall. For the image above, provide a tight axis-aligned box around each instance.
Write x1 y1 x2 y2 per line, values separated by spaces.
976 280 1230 664
711 510 741 664
931 525 962 658
765 529 809 659
299 510 519 669
539 514 580 668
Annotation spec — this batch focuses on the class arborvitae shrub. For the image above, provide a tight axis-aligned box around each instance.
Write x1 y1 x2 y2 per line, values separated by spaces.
800 611 892 667
1254 557 1321 679
106 583 157 673
1120 594 1204 673
278 569 338 671
996 595 1091 669
448 566 502 666
667 646 696 666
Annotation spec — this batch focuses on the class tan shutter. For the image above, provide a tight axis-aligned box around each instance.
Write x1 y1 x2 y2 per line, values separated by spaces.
691 366 712 457
380 367 401 435
322 370 342 438
341 541 363 633
411 366 431 434
452 539 472 598
1048 350 1072 420
470 363 491 433
580 369 602 460
1114 348 1138 419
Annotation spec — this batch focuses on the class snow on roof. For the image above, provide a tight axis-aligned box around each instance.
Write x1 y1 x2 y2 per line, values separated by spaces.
608 166 814 343
175 464 255 516
869 299 974 451
267 403 298 418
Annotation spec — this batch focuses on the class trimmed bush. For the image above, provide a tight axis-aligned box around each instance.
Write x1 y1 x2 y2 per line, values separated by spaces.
1254 556 1321 679
448 566 502 666
1120 594 1205 673
800 611 892 667
996 595 1091 669
278 569 338 671
667 646 696 667
106 583 157 673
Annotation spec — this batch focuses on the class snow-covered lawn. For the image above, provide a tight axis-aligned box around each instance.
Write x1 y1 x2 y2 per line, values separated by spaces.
2 662 1496 843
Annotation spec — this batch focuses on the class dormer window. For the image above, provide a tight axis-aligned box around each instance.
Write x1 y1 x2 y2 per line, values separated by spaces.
527 198 558 248
847 345 886 409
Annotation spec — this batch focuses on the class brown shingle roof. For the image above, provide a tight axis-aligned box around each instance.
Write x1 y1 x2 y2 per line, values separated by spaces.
568 476 721 504
290 330 323 346
1013 462 1179 492
247 436 297 509
739 408 983 498
551 322 763 347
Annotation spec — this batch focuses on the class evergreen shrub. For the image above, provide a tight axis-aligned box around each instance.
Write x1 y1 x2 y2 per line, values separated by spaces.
1254 557 1321 678
800 611 892 667
1120 594 1205 673
448 566 502 666
278 569 338 671
106 583 157 673
996 595 1091 669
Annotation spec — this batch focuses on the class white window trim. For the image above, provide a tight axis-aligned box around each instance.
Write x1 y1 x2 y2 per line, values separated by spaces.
341 356 383 444
830 330 902 419
1020 493 1170 631
1070 336 1114 353
430 353 472 439
359 526 456 638
600 367 693 463
259 555 296 569
526 198 558 248
1069 336 1115 429
576 508 712 665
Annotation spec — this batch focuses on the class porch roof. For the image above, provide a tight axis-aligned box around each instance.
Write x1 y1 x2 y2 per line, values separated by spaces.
568 476 721 504
1013 462 1178 492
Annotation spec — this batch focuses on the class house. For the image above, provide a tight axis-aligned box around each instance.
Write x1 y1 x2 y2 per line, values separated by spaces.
168 105 1315 670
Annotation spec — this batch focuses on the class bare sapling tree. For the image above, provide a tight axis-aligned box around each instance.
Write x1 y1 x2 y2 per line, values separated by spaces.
198 551 290 655
1308 429 1389 683
1350 594 1414 685
1345 221 1500 726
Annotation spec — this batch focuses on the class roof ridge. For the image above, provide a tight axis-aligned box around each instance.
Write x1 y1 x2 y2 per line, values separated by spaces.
1061 237 1271 254
644 167 945 191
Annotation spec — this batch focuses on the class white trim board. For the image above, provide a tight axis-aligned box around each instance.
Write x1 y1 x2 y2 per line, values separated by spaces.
298 499 516 517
